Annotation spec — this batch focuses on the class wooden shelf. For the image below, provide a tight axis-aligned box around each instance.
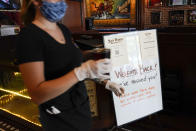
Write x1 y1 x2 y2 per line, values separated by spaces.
0 10 21 12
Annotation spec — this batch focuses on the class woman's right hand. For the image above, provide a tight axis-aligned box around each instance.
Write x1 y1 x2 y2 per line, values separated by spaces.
74 58 111 81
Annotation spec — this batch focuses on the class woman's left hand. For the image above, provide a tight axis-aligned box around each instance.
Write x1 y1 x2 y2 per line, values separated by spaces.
105 80 125 97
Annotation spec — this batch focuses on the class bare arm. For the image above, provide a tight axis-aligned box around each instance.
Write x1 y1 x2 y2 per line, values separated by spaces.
19 61 79 105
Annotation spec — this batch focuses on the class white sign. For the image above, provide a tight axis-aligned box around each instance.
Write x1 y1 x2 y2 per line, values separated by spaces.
104 29 163 126
0 25 20 36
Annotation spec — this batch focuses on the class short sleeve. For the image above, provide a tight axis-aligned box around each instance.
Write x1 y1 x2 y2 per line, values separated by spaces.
16 27 44 65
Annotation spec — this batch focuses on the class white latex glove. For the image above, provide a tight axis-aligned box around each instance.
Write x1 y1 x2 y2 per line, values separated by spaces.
74 58 111 81
105 80 125 97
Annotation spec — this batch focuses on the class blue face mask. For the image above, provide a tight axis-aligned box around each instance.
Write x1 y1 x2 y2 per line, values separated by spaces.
40 0 67 22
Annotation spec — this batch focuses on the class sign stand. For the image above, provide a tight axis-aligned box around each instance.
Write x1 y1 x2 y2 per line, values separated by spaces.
152 113 163 129
106 113 163 131
107 126 132 131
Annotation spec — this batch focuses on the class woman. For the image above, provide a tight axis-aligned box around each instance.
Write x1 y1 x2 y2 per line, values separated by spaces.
16 0 124 130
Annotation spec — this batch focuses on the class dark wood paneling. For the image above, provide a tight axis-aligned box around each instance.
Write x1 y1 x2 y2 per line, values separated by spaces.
62 1 82 28
158 32 196 114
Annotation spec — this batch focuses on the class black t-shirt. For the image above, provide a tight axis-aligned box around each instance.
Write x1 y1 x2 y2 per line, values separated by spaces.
16 23 88 108
16 23 82 81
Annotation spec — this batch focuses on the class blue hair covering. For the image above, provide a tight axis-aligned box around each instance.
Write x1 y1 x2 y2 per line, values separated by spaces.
40 0 67 22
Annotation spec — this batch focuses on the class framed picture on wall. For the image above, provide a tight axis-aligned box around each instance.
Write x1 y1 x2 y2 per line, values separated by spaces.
0 0 21 10
169 10 184 25
151 12 161 24
187 10 196 23
85 0 137 26
148 0 163 7
167 0 187 6
191 0 196 4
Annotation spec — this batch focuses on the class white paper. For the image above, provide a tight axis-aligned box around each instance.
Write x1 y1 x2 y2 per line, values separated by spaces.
0 25 20 36
139 29 158 61
104 29 163 126
104 35 129 67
